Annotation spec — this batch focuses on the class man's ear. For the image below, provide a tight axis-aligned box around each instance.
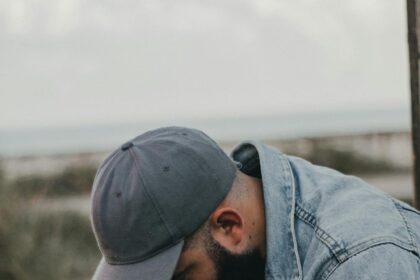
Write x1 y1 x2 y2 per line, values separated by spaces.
209 207 245 252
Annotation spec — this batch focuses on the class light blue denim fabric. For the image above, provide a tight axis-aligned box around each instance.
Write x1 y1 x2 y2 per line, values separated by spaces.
231 142 420 280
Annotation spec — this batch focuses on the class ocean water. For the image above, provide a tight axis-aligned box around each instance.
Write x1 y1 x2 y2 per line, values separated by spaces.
0 108 410 157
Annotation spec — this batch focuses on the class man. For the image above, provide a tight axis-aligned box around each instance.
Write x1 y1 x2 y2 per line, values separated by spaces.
91 127 420 280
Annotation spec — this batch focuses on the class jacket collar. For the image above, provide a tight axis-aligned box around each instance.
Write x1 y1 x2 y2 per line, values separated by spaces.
232 142 302 280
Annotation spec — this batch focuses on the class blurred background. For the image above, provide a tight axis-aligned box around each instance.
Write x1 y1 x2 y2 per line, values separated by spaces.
0 1 414 279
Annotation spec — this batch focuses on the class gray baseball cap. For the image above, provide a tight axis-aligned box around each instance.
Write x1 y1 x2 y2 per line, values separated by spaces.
90 127 237 280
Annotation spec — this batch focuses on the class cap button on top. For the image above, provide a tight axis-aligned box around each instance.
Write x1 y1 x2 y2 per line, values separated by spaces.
121 141 134 151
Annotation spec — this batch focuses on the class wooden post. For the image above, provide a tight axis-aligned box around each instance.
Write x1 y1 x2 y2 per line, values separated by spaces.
407 0 420 209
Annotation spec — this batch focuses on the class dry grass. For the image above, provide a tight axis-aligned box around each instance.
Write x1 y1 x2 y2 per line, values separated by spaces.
9 165 97 198
0 167 101 280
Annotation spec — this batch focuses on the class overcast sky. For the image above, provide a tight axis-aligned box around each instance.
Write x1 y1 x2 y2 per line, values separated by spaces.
0 0 410 130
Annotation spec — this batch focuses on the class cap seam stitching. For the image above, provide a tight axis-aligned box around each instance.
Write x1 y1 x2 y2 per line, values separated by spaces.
128 148 176 240
92 150 125 257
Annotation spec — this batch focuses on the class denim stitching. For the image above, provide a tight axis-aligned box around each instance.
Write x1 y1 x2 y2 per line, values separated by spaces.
321 242 419 280
295 203 348 262
392 199 419 255
283 154 303 280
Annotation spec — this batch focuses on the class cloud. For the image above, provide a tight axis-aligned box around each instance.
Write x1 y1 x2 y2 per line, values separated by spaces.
0 0 410 129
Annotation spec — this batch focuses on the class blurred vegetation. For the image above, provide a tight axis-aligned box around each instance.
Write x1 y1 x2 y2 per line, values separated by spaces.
0 166 101 280
9 165 96 198
281 143 406 175
303 147 402 175
5 146 406 199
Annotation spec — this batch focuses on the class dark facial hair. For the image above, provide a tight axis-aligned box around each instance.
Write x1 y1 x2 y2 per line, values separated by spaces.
205 235 266 280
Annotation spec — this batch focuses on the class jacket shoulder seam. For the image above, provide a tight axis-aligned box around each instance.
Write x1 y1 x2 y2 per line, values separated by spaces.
391 198 419 255
321 242 420 280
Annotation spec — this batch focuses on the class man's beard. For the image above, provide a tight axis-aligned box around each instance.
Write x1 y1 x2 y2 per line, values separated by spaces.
204 234 265 280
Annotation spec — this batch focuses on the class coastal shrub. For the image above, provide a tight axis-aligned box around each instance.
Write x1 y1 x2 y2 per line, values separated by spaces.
304 147 399 175
0 200 101 279
0 167 101 280
281 142 402 175
0 170 20 280
7 210 100 280
10 165 97 197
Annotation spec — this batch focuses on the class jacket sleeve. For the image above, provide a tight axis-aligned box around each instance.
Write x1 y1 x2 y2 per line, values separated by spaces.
325 244 420 280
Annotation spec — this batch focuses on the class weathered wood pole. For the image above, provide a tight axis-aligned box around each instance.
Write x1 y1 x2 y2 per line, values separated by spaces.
407 0 420 209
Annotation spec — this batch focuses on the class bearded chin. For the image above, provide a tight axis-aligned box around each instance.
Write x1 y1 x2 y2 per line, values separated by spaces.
205 236 266 280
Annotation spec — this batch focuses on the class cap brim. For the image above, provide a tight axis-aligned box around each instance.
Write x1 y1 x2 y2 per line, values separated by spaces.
93 240 184 280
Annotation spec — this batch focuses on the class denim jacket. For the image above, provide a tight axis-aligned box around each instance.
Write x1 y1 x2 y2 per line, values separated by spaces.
231 142 420 280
